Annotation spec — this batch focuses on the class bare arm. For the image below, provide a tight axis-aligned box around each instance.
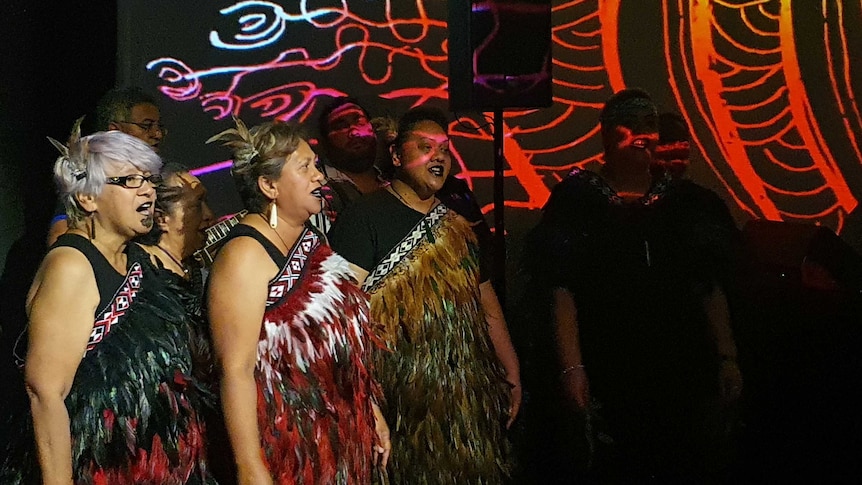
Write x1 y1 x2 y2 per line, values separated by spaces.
552 287 589 409
25 248 99 485
479 281 521 427
480 281 520 386
704 284 742 402
704 285 737 359
207 237 274 485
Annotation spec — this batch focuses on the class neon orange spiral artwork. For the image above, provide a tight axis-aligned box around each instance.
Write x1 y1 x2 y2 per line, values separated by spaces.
659 0 860 230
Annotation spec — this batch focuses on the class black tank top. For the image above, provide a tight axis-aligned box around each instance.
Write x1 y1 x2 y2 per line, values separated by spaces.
52 234 130 318
13 235 136 367
221 224 288 268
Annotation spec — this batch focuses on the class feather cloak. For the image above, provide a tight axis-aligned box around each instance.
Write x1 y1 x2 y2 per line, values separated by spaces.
0 243 214 485
365 209 510 485
256 234 380 485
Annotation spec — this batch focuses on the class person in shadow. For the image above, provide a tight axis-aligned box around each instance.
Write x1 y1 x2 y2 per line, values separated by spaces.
514 88 743 484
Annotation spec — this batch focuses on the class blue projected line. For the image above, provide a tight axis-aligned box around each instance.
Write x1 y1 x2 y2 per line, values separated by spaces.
210 1 340 50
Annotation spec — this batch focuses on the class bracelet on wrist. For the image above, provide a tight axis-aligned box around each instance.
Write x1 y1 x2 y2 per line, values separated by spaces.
561 364 585 375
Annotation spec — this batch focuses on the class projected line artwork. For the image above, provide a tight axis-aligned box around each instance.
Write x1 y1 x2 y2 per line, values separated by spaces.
139 0 862 232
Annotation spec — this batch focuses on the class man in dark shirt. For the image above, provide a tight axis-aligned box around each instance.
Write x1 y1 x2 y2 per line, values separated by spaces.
518 88 742 483
313 97 388 233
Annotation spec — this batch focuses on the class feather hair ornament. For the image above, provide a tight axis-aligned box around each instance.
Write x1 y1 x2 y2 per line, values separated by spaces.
206 116 260 174
47 116 87 180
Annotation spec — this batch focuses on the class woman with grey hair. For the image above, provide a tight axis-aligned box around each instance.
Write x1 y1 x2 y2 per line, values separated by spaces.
0 127 215 484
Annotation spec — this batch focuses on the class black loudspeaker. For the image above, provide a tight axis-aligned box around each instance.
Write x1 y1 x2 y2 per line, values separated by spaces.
742 220 862 292
448 0 553 111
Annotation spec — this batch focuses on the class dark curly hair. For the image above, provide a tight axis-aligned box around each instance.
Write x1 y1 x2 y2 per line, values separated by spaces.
381 106 450 180
95 86 160 131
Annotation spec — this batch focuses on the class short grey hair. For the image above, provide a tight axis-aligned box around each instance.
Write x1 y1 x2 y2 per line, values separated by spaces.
54 130 162 224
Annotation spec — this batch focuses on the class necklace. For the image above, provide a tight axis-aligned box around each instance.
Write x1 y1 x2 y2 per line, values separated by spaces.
258 213 290 253
388 183 437 242
156 244 188 275
389 184 411 206
389 181 435 214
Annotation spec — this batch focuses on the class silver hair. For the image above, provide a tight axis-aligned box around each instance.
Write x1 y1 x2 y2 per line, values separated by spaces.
53 130 162 224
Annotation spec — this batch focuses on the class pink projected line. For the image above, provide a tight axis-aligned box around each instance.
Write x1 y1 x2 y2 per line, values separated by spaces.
190 160 233 176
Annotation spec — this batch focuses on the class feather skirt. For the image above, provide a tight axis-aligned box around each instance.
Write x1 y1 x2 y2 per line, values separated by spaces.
0 248 213 485
256 244 380 485
368 212 510 485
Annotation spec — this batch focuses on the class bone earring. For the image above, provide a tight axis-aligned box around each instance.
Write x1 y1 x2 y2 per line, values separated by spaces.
269 202 278 229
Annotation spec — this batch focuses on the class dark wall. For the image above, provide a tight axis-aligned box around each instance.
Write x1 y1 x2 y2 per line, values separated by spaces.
4 2 861 303
0 1 116 334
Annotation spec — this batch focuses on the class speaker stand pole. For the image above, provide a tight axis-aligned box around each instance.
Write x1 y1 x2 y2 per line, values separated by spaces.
493 109 506 307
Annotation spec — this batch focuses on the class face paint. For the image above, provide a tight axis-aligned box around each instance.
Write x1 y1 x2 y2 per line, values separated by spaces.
615 126 659 153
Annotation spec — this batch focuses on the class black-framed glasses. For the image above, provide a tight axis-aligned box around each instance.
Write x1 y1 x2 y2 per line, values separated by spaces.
114 120 167 135
106 173 164 189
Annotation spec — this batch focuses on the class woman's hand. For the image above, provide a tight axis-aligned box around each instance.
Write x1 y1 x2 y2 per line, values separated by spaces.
506 380 522 429
561 366 590 410
478 281 522 429
371 402 391 467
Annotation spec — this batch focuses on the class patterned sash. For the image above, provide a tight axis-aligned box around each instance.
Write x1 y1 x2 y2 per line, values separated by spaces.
265 228 320 307
13 260 144 367
362 203 449 293
87 262 143 352
570 167 670 206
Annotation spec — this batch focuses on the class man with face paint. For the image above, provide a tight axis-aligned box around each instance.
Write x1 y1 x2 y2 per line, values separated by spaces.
314 97 389 233
516 89 742 483
651 111 692 183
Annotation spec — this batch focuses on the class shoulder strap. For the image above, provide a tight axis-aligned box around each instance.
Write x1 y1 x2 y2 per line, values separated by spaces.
222 224 288 267
362 204 450 292
53 234 126 314
194 210 247 266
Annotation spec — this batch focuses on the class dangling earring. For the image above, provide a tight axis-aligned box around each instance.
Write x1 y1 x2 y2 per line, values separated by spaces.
89 214 96 240
269 202 278 229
